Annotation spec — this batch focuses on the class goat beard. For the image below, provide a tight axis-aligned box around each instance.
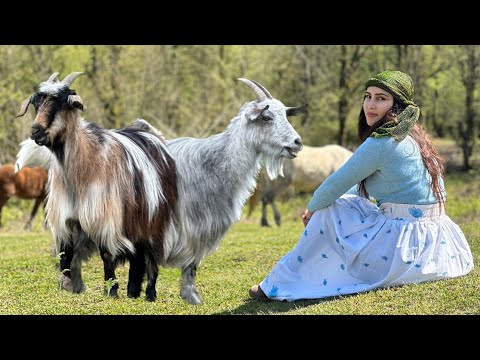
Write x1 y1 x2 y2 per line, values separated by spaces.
262 153 284 180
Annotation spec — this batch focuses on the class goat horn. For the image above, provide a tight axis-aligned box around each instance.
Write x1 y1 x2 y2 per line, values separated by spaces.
238 78 269 102
47 72 60 82
61 72 85 88
16 95 32 117
250 80 273 99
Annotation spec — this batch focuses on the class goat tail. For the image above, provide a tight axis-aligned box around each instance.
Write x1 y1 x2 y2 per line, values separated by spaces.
15 139 53 172
247 186 260 218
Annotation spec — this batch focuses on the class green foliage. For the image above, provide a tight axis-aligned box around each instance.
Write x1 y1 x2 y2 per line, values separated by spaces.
2 45 479 167
105 278 118 295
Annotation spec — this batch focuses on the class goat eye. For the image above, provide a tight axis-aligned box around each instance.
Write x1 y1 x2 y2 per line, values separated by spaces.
262 115 272 122
32 94 46 107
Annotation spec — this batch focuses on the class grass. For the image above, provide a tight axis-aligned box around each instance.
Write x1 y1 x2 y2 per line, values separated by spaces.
0 172 478 315
0 140 479 315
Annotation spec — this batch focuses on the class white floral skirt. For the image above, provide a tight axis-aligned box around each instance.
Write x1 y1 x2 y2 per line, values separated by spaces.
259 194 474 302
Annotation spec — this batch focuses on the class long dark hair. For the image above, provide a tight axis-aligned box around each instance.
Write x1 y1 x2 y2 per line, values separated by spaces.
357 101 445 208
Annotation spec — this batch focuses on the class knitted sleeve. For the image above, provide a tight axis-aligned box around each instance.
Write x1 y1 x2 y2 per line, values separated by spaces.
307 137 386 211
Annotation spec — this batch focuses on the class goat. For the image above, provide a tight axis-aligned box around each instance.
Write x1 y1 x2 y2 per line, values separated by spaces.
0 163 48 230
248 144 353 227
17 72 178 301
15 138 52 172
18 75 304 304
247 159 294 227
160 78 303 304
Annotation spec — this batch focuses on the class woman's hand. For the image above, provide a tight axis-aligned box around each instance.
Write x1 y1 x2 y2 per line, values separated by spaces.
301 208 314 227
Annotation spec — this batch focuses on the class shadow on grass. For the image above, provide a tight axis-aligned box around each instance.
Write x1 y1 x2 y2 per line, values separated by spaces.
214 294 357 315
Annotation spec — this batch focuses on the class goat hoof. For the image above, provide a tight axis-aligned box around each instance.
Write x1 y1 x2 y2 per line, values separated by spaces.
73 283 86 294
145 293 157 302
181 287 203 305
187 293 202 305
127 283 142 298
59 274 73 292
127 291 141 299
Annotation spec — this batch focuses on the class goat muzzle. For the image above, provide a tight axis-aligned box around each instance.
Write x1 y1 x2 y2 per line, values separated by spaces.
31 126 48 146
283 138 303 159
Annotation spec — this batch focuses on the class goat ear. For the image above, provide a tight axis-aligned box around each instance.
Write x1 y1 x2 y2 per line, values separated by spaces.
68 95 85 112
16 95 33 117
286 104 308 117
246 104 270 121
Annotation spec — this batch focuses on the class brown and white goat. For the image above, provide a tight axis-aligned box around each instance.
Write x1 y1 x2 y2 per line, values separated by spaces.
17 72 178 301
0 164 48 230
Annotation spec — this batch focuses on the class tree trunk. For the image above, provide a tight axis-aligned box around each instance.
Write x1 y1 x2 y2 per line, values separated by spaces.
458 46 479 170
338 46 348 146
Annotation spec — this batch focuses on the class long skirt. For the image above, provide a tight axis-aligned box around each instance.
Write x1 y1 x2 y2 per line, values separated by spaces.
259 194 474 302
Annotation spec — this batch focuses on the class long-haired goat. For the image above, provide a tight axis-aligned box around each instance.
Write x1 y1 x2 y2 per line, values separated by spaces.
0 163 48 230
159 78 303 304
17 72 178 301
18 76 304 304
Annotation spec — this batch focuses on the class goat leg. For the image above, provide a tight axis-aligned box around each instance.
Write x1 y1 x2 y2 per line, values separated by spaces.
68 221 93 293
272 201 281 226
144 246 159 302
58 241 85 294
25 197 43 231
0 196 8 228
180 263 202 305
58 242 74 292
261 200 270 227
100 247 119 298
69 252 86 294
127 243 146 299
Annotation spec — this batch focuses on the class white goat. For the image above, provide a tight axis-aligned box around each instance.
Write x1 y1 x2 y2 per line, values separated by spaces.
17 76 304 304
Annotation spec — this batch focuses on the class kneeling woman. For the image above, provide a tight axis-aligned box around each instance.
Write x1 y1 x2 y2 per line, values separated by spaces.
250 70 474 302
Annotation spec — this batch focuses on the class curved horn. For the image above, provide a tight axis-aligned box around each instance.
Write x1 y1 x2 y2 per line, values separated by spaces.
47 72 60 82
238 78 268 102
16 95 33 117
61 72 85 88
250 79 273 99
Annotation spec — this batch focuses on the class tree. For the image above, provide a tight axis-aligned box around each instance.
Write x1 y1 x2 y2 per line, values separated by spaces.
456 45 480 170
337 45 371 146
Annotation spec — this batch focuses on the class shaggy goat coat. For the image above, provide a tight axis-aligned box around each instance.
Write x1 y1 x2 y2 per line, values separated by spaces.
17 72 178 300
46 116 177 258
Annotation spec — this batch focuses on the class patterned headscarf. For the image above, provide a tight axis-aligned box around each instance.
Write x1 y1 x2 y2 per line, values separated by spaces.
364 70 420 141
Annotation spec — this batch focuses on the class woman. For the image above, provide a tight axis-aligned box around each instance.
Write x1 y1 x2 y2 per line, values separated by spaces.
249 70 474 302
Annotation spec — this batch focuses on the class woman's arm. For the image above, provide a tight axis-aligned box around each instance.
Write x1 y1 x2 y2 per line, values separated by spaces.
307 137 388 212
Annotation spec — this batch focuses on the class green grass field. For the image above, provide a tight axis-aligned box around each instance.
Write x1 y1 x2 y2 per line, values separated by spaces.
0 167 478 315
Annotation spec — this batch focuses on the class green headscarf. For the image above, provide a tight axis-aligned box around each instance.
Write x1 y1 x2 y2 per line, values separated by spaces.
364 70 420 141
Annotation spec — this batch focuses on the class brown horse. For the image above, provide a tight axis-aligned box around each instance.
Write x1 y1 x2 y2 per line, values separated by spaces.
0 164 48 230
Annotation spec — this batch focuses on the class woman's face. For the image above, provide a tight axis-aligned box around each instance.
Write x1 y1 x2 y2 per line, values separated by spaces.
363 86 394 126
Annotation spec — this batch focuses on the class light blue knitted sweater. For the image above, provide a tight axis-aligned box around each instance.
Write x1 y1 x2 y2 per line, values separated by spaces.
307 136 445 212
